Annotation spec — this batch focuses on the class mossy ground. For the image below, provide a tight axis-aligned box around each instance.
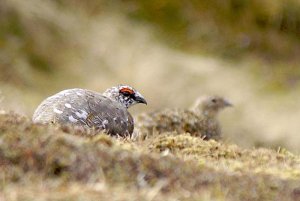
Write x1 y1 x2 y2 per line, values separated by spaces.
1 112 300 201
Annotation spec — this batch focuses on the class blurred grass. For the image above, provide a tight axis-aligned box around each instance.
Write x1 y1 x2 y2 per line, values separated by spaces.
119 0 300 59
1 0 300 152
0 2 52 85
1 0 300 88
0 0 86 87
118 0 300 89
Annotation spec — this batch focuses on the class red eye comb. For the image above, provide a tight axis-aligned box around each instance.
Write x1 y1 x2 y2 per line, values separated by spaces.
120 88 134 94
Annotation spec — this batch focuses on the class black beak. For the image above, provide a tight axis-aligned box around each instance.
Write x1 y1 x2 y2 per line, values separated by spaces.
135 95 147 105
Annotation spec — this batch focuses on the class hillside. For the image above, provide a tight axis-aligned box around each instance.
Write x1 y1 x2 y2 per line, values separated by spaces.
1 112 300 200
1 0 300 152
1 1 300 199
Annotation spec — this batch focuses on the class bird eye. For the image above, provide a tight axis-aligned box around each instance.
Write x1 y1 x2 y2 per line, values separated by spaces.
122 91 131 96
211 98 217 103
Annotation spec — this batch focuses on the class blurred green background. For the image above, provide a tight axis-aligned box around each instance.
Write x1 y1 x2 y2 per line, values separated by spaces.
1 0 300 151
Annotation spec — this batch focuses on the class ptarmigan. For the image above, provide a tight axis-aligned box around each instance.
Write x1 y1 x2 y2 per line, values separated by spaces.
33 85 147 137
135 96 232 140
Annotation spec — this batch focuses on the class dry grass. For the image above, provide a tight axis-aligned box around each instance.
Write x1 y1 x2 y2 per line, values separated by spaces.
2 1 300 199
1 112 300 200
1 0 300 155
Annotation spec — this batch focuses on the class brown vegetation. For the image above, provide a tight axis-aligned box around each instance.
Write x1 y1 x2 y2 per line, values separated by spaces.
1 112 300 200
1 1 300 199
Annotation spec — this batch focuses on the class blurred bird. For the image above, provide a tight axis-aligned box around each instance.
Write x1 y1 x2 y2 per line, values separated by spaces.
33 85 147 137
135 96 232 140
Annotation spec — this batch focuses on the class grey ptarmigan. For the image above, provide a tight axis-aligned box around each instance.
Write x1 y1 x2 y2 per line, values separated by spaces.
32 85 147 137
135 96 232 140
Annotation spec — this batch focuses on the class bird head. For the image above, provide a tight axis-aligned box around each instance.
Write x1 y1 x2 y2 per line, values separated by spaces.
103 84 147 108
191 95 232 117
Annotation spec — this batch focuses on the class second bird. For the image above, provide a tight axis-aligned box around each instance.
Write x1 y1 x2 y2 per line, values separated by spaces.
135 96 232 140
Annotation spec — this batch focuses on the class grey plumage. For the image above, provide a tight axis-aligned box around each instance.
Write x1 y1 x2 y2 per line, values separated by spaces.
33 85 147 137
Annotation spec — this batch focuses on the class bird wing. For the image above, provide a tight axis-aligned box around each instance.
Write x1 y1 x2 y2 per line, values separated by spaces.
83 90 134 136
